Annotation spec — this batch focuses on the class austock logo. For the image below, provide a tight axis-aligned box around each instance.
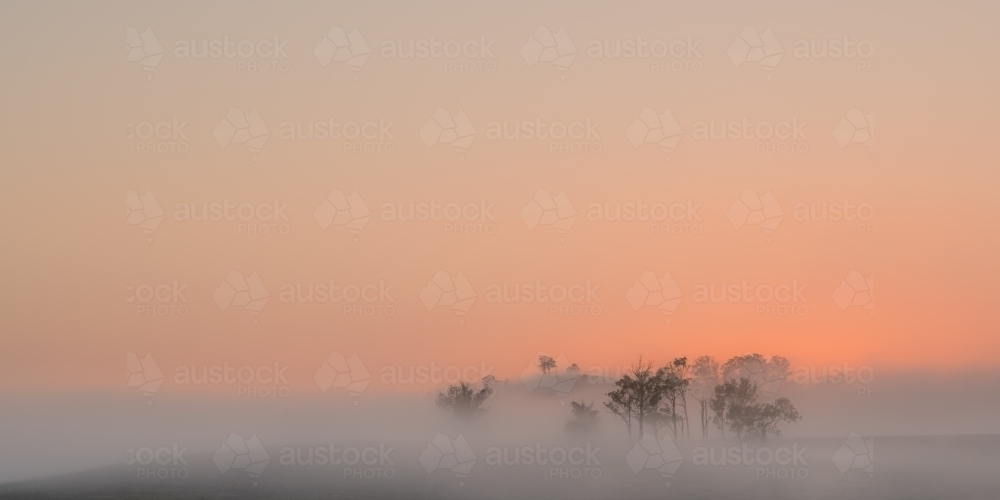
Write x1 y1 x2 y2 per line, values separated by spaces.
419 433 476 486
586 198 703 236
380 198 497 236
126 281 189 317
727 26 783 79
126 118 188 154
626 107 683 161
521 189 577 242
485 280 601 317
126 189 164 243
314 351 372 404
278 117 395 154
279 280 395 317
832 271 873 316
833 434 873 477
485 116 602 154
484 442 602 479
587 35 703 72
214 107 270 160
214 433 269 486
521 26 577 79
314 26 371 78
313 189 371 242
626 270 683 322
278 442 395 479
214 271 270 324
832 108 873 151
728 189 784 242
420 107 476 160
126 352 164 405
626 432 683 485
126 443 189 480
126 27 164 79
420 271 476 323
380 34 496 72
692 443 808 480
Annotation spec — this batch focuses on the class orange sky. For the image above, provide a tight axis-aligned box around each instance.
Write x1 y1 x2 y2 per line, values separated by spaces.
1 0 999 396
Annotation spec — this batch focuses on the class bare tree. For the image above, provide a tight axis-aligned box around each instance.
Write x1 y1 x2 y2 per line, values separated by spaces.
691 356 720 439
435 377 495 419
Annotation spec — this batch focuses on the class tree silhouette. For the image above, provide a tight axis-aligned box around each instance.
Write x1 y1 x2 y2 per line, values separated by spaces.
435 377 495 419
691 356 720 439
538 355 557 375
566 400 599 436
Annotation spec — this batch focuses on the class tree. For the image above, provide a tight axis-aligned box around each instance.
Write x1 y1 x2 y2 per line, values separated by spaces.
538 355 557 375
709 377 801 441
435 377 495 419
749 397 801 441
722 354 790 398
605 357 664 440
691 356 720 439
566 400 599 436
656 357 691 438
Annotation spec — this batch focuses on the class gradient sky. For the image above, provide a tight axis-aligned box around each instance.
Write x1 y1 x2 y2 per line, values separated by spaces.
1 0 999 398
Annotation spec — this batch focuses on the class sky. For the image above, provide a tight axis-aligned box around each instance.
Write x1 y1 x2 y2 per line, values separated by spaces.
0 0 999 396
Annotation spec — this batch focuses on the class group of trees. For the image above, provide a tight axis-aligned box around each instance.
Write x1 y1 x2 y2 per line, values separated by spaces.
434 353 801 442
